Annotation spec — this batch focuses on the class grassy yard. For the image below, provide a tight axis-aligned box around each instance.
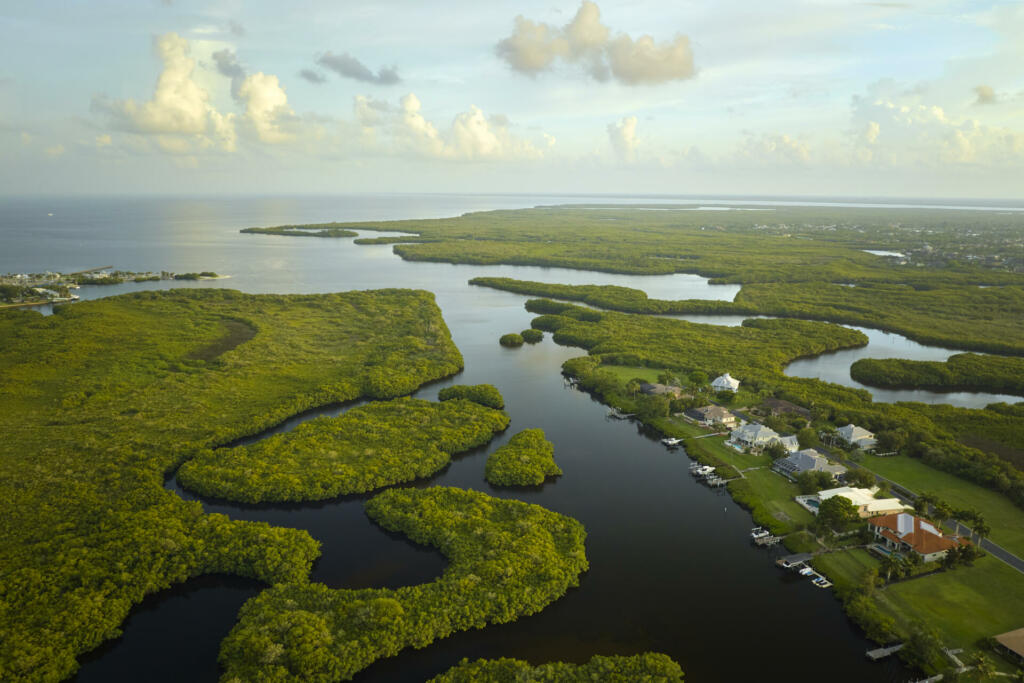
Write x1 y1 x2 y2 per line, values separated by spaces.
601 365 665 384
694 435 767 471
741 468 816 528
812 548 880 593
860 454 1024 557
812 549 1024 673
880 556 1024 670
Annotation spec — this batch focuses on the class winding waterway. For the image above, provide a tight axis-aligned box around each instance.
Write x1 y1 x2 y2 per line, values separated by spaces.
6 194 998 681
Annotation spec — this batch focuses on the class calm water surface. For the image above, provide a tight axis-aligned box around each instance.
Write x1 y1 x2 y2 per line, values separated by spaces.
1 196 947 681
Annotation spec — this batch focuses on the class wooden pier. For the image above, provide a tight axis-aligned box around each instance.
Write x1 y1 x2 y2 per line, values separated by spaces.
754 535 782 546
865 643 903 661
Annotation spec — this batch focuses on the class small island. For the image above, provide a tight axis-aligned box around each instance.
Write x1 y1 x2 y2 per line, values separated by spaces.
485 428 562 486
438 383 505 409
241 224 358 238
429 653 684 682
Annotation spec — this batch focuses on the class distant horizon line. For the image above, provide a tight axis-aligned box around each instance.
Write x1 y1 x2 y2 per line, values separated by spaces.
4 191 1024 212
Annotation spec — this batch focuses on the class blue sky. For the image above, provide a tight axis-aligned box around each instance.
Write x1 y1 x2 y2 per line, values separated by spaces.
2 0 1023 196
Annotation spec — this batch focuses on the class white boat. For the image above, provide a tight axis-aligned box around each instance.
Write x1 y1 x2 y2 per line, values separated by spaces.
799 567 816 576
812 577 833 588
661 437 683 447
750 527 770 539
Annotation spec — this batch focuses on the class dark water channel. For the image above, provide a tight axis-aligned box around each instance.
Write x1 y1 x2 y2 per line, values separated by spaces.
2 196 929 681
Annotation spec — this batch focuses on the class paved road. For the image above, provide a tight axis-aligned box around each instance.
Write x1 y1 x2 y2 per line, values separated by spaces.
819 444 1024 576
709 404 1024 575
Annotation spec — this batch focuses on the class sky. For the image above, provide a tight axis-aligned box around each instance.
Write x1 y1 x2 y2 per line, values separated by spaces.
1 0 1023 198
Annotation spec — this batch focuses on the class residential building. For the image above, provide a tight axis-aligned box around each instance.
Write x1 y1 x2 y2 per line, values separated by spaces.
773 449 847 480
773 435 800 453
993 627 1024 666
870 512 966 563
818 486 909 518
729 423 779 450
685 405 737 428
711 373 740 392
760 398 812 420
836 424 877 450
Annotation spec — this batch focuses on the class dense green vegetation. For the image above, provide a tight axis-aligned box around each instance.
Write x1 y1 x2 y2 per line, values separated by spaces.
499 332 524 347
472 277 1024 355
218 487 589 682
532 300 1024 510
520 327 544 343
851 354 1024 396
485 428 562 486
429 653 684 682
241 224 358 238
179 398 509 503
437 383 505 409
0 283 43 303
173 271 219 280
0 288 465 682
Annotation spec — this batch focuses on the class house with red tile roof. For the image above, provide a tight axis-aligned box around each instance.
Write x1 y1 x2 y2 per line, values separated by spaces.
869 512 966 563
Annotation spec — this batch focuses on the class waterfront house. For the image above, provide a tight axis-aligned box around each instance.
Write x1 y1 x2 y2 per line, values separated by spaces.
870 512 966 563
773 449 847 480
818 487 909 518
711 373 740 392
993 627 1024 666
836 424 877 450
729 423 779 451
685 405 737 428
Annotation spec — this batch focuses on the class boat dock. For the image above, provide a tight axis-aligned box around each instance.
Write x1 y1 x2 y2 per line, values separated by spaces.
865 643 904 661
777 553 813 570
754 535 782 546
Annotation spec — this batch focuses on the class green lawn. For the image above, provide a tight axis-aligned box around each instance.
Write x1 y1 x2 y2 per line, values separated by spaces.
812 548 880 593
742 468 816 527
695 435 766 471
879 556 1024 671
601 365 665 383
860 455 1024 557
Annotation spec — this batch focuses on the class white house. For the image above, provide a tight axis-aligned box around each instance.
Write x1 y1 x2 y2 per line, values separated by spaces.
729 423 779 450
836 424 877 450
711 373 740 392
817 486 909 518
773 435 800 453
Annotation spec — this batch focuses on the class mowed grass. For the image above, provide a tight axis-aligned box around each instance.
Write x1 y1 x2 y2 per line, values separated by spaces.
742 468 816 527
601 365 664 383
812 549 880 593
695 435 766 471
860 454 1024 557
879 556 1024 669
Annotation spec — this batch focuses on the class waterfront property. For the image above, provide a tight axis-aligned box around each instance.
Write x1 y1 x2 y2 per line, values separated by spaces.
685 405 737 428
728 422 780 451
836 424 877 450
811 486 909 518
993 627 1024 666
773 448 847 480
870 512 966 563
711 372 740 392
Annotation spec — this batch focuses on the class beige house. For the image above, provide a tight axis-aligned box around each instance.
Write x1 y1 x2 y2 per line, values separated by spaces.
817 486 909 518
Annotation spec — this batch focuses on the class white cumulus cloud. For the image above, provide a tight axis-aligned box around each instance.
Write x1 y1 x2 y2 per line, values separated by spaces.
94 32 236 152
607 115 638 162
238 72 293 143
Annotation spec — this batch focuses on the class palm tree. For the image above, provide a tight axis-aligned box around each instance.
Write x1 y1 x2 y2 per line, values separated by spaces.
971 653 997 680
972 516 990 547
881 553 908 583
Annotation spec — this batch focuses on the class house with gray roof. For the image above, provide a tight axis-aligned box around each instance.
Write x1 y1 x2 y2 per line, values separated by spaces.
837 424 877 450
773 448 847 480
729 423 779 451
